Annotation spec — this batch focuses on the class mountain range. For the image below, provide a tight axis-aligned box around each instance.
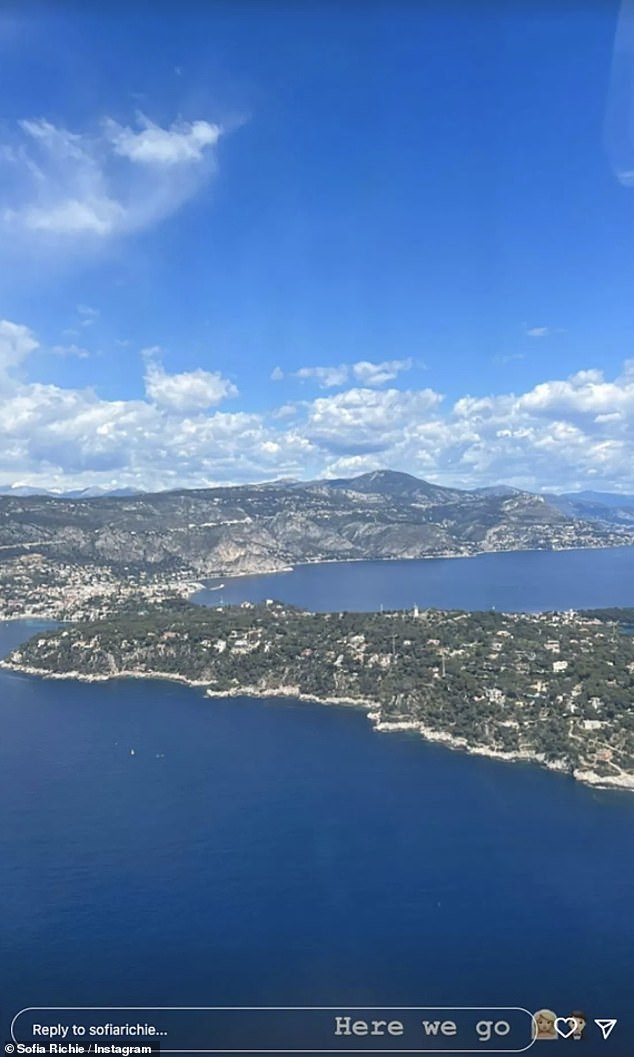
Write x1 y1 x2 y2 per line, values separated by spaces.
0 470 631 578
3 476 634 509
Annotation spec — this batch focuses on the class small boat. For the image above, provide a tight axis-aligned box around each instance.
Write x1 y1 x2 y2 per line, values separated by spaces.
129 748 136 756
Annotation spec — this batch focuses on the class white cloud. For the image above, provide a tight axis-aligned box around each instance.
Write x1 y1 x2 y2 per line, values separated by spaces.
289 357 413 389
14 196 125 235
515 368 633 418
0 319 38 374
294 364 349 388
305 387 444 455
6 318 634 494
0 112 225 252
525 327 551 337
76 304 99 326
0 378 311 491
351 358 413 386
104 114 222 166
143 353 238 412
524 325 566 338
270 366 285 381
319 454 391 478
272 403 300 419
19 118 83 156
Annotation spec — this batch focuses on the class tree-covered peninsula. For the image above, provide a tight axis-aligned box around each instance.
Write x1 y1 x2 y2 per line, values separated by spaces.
4 601 634 790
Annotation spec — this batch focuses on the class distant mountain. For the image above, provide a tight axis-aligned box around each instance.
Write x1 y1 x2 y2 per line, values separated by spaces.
546 490 634 527
62 486 142 499
0 470 630 578
322 469 464 503
0 485 142 499
252 477 302 490
559 490 634 508
0 485 57 497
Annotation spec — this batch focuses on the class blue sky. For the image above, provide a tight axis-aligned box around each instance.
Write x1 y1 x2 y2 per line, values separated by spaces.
1 0 634 492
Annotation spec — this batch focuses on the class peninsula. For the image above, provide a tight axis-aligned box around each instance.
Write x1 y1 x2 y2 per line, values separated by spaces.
4 600 634 791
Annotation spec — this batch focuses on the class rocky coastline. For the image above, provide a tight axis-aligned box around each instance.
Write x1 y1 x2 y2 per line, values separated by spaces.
2 657 633 792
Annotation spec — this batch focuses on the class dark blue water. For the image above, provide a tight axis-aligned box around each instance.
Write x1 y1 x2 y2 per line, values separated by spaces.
3 550 634 1054
195 546 634 612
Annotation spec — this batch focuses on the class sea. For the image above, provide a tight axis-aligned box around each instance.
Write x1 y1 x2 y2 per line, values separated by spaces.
2 547 634 1055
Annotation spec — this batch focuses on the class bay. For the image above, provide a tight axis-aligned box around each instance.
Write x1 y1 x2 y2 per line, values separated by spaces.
195 545 634 612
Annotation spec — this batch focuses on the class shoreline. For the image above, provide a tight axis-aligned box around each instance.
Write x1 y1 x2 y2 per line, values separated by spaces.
3 544 634 624
0 578 207 625
2 658 633 793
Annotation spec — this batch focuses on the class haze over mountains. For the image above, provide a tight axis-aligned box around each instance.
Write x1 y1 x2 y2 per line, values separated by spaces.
2 472 634 518
2 472 634 505
546 491 634 526
1 470 631 578
0 485 141 498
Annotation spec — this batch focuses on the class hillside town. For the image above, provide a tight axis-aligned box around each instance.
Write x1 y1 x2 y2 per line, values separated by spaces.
0 551 203 622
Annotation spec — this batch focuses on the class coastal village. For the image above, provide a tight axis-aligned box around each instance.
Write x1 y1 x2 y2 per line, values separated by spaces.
0 551 203 622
